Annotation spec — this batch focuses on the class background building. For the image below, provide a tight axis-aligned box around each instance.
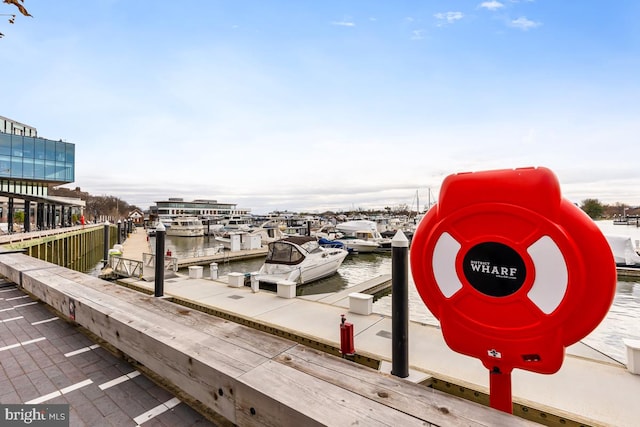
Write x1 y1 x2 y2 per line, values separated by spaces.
0 115 81 233
149 198 251 226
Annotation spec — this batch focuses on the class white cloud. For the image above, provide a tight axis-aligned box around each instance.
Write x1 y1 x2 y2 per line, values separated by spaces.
479 1 504 11
331 21 355 27
509 16 541 30
434 12 464 26
411 29 425 40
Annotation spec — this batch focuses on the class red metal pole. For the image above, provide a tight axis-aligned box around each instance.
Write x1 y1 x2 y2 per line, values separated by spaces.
489 367 513 413
340 314 355 356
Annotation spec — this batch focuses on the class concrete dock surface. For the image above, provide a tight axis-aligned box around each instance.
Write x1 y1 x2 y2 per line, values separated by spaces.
112 227 640 426
2 253 534 426
116 270 636 426
0 225 619 425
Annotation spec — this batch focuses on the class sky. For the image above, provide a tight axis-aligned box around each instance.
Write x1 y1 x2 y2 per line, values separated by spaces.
1 1 639 215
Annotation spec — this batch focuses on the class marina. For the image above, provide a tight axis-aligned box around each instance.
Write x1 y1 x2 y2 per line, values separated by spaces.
137 220 640 366
86 218 640 425
3 3 639 424
0 249 532 427
2 216 640 425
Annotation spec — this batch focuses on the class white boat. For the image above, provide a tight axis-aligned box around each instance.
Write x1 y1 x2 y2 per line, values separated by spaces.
254 236 349 285
222 215 252 230
336 220 392 250
166 217 205 237
312 224 378 253
605 234 640 266
335 236 379 253
157 214 174 229
252 222 285 244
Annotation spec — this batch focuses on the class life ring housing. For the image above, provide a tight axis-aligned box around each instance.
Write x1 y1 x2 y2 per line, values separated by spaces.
410 167 616 375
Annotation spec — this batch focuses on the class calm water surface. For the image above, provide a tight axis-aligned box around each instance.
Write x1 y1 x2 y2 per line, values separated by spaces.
143 220 640 363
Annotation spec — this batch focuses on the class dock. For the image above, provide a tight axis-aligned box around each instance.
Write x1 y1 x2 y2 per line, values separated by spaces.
175 247 267 268
113 227 640 426
2 228 639 426
617 267 640 279
119 228 268 268
0 253 533 426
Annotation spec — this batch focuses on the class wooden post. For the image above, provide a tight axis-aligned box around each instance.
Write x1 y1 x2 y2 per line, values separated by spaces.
103 221 110 267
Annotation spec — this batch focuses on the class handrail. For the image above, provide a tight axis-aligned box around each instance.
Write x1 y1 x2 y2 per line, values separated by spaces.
108 256 143 278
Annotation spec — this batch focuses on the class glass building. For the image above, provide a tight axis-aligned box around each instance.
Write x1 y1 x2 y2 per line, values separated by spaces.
0 116 79 233
150 198 251 224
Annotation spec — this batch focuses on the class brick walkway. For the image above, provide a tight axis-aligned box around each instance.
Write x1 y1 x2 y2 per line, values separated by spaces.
0 279 216 427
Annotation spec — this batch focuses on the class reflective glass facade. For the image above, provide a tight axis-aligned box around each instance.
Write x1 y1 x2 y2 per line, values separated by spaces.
0 132 75 183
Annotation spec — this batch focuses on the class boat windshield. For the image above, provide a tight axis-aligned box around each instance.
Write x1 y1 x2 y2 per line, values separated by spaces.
266 241 305 265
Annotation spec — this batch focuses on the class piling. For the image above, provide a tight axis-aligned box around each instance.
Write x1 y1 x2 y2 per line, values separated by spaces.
391 229 409 378
103 221 110 267
154 222 166 297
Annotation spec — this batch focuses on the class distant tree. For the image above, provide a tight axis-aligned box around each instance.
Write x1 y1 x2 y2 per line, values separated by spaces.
48 186 140 222
86 195 139 221
581 199 605 219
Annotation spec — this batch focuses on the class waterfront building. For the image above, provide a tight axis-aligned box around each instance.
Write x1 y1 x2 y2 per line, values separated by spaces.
128 208 145 226
0 115 82 233
149 198 251 226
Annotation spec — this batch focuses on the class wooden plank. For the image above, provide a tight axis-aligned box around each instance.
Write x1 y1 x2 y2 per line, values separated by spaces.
0 252 57 284
51 266 297 359
277 345 535 426
235 360 432 427
23 268 273 374
20 265 303 424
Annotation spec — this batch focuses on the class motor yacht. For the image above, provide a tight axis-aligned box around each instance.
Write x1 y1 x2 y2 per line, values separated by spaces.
254 236 349 285
165 217 205 237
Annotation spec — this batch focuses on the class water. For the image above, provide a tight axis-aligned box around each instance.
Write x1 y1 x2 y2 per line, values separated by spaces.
115 221 640 364
377 220 640 364
582 220 640 362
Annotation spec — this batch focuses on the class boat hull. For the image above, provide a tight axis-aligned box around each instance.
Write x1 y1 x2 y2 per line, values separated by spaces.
337 239 379 253
255 250 348 285
166 229 205 237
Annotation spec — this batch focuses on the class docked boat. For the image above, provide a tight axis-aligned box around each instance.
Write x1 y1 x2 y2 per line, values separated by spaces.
605 234 640 266
222 215 252 230
312 224 379 253
254 236 349 285
165 217 205 237
335 235 379 253
335 220 392 250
